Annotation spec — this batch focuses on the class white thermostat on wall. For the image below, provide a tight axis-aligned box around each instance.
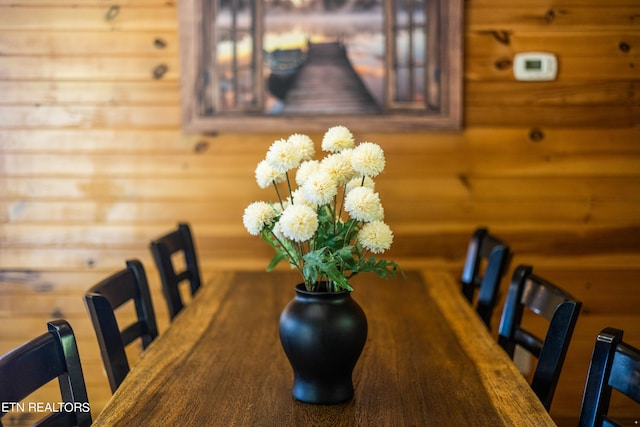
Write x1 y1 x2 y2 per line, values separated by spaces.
513 52 558 81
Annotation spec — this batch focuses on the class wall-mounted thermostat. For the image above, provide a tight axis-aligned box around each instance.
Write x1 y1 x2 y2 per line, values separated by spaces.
513 52 558 81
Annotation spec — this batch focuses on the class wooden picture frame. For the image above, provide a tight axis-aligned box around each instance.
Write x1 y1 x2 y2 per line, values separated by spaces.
178 0 463 133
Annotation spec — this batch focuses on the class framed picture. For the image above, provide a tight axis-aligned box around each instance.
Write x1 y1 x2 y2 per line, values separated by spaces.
178 0 463 133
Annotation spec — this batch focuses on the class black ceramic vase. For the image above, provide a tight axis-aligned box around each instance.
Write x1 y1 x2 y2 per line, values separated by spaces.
279 282 368 405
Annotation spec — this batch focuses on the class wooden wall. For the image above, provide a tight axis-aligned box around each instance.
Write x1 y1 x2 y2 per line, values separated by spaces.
1 0 639 425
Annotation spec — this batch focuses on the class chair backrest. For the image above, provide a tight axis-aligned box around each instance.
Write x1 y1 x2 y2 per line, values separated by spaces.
0 320 91 427
460 227 511 328
84 259 158 393
150 222 202 320
498 264 582 410
579 327 640 427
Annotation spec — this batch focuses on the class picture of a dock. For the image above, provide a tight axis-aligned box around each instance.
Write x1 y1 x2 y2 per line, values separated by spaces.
274 41 381 115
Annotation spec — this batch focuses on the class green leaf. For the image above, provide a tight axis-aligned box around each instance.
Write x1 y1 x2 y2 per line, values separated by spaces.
255 196 404 291
266 252 287 272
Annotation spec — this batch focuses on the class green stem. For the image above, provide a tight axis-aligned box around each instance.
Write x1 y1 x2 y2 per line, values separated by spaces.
296 241 307 272
313 206 322 251
328 198 338 234
344 219 360 248
285 171 294 203
266 229 305 279
273 182 285 209
337 185 346 223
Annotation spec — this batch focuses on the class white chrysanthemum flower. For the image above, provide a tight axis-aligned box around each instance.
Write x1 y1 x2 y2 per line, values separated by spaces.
295 160 321 186
321 152 355 186
358 221 393 254
287 188 315 208
255 160 286 189
344 186 384 222
288 133 315 161
243 201 279 236
279 204 319 242
272 221 286 241
301 169 338 206
352 142 385 177
266 138 302 172
321 125 355 152
345 176 375 194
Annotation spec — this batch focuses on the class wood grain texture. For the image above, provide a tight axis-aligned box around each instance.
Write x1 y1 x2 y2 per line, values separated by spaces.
421 271 555 425
0 0 638 424
466 57 640 81
467 7 640 31
0 6 177 31
466 32 640 57
92 270 555 427
0 81 180 105
0 57 179 81
0 31 178 55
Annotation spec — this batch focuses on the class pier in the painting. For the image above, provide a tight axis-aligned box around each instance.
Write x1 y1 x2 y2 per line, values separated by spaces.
277 41 381 115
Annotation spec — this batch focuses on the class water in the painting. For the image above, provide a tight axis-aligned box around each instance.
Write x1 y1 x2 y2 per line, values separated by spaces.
214 1 425 115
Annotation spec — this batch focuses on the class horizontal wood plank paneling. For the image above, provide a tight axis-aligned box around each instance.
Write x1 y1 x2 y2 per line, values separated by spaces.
5 104 640 128
4 152 640 177
2 128 640 153
466 32 640 57
466 81 640 106
467 7 640 31
0 6 177 31
3 223 640 250
3 225 639 269
0 105 180 128
0 31 178 55
0 0 171 5
0 176 619 204
466 57 640 81
0 81 180 104
466 104 639 126
0 57 179 80
469 0 640 6
0 0 639 424
2 199 638 225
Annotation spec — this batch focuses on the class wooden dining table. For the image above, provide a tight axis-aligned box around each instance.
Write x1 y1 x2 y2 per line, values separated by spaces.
92 270 556 426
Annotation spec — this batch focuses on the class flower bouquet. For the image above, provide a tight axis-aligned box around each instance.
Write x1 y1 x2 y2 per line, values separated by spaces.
243 125 401 292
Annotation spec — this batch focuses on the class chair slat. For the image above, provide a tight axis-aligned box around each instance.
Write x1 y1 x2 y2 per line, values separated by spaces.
150 222 202 320
460 227 511 329
0 320 91 427
84 259 158 393
498 264 582 411
579 328 640 427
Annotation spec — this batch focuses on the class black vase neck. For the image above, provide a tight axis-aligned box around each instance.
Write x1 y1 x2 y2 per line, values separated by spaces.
295 282 350 299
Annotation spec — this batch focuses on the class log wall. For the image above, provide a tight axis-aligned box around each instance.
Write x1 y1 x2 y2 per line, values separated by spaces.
1 0 639 425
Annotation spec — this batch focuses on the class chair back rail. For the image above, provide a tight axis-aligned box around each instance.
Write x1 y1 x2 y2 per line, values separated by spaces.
0 320 91 427
461 227 512 328
84 259 158 393
579 327 640 427
150 222 202 320
498 264 582 411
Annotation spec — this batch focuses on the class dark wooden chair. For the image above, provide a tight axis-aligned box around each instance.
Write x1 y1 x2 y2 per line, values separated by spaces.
84 259 158 393
460 226 512 328
498 264 582 411
579 327 640 427
0 320 91 427
150 222 202 320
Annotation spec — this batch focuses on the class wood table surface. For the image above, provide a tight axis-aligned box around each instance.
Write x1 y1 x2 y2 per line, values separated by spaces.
92 270 556 426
